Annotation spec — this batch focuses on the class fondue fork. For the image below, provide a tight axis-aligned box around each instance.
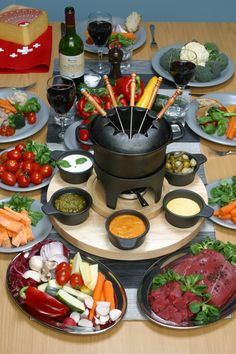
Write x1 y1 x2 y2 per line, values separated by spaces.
137 76 163 134
80 88 119 131
129 73 136 139
103 75 125 133
144 88 182 133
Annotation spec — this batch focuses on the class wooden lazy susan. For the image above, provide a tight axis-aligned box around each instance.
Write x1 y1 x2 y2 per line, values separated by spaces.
46 172 208 261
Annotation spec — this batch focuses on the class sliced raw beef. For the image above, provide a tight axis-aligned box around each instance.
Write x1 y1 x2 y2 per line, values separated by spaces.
172 249 236 307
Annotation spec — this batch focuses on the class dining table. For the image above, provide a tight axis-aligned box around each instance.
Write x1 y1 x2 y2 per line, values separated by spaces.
1 19 236 354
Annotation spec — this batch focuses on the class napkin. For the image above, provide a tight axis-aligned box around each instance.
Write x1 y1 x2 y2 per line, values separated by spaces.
0 26 52 73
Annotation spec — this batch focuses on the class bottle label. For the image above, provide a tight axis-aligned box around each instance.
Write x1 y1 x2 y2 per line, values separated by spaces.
59 52 84 79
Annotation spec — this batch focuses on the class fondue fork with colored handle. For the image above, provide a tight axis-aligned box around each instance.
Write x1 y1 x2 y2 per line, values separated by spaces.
137 76 163 134
103 75 125 133
129 73 136 139
80 88 120 131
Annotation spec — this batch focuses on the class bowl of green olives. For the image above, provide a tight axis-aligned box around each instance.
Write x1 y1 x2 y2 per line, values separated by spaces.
165 151 207 186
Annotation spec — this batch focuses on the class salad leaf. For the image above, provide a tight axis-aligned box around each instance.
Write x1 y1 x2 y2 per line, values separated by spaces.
24 140 55 166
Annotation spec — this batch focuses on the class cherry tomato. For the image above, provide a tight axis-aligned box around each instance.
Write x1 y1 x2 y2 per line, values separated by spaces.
27 112 37 124
70 273 84 289
4 159 19 174
15 143 25 152
5 126 15 136
79 128 89 141
0 164 6 178
39 164 53 178
55 262 71 273
30 171 43 185
1 171 16 186
17 174 31 187
56 269 71 286
15 168 24 179
0 152 8 164
7 149 22 161
33 162 41 172
22 151 35 161
22 160 35 175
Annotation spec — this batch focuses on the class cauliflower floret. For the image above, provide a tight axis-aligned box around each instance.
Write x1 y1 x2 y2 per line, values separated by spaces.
8 90 28 105
125 12 141 33
181 42 209 67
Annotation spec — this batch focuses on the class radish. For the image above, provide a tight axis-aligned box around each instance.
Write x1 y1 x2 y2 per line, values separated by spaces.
110 309 122 322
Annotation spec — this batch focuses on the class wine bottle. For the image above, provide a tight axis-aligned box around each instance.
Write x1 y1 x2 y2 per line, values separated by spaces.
59 7 84 87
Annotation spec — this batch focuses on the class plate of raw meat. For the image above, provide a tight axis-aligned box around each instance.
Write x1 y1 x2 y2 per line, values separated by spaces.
138 237 236 328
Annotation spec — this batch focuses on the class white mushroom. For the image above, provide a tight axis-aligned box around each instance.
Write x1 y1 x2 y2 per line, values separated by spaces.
23 270 41 283
29 256 44 272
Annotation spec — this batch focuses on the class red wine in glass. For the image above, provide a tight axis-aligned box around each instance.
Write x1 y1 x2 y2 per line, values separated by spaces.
170 60 196 87
88 20 112 46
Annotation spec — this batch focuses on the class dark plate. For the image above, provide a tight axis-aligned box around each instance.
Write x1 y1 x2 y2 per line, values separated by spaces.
6 241 127 335
138 247 236 329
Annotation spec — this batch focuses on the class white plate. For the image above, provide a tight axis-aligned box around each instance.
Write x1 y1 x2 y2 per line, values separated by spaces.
64 121 82 150
186 92 236 147
77 17 146 54
206 178 236 230
0 89 49 144
151 43 234 88
0 198 52 253
0 147 57 192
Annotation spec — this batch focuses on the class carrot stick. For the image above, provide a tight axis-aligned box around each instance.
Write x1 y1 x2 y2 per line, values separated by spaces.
100 290 105 301
103 280 115 310
230 208 236 216
218 200 236 215
0 99 17 113
218 213 231 220
226 116 236 140
88 272 105 321
213 210 220 217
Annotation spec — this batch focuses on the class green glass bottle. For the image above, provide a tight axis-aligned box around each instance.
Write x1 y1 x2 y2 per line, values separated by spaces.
59 7 84 87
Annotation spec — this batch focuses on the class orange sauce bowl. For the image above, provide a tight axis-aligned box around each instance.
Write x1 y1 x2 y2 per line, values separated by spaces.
105 209 150 250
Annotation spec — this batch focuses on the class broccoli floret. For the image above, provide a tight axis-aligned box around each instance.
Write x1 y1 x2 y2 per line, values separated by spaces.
15 97 41 113
8 112 25 129
206 60 222 78
204 42 219 60
160 48 180 71
194 65 215 82
214 52 228 71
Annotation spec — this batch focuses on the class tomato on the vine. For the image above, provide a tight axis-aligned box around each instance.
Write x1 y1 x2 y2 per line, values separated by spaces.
0 165 6 178
56 262 71 273
1 171 16 186
33 162 41 172
7 149 22 161
30 171 43 185
39 164 53 178
15 143 25 152
22 151 35 161
4 159 19 174
70 273 84 289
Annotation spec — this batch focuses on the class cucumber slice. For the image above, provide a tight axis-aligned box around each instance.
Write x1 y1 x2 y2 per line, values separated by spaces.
46 279 62 297
57 289 86 313
37 283 48 292
62 285 91 301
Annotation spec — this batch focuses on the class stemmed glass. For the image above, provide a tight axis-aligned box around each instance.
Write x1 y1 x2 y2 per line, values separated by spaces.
87 11 112 74
169 48 197 92
47 75 76 140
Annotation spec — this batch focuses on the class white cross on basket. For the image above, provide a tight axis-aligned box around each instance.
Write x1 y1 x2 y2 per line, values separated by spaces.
17 46 33 55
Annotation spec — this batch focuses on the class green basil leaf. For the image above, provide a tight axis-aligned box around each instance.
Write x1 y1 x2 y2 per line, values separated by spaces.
76 157 87 165
189 301 201 314
57 160 71 168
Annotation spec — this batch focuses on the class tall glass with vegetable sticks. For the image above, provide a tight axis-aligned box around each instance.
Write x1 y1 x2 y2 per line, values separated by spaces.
170 49 197 91
87 11 112 74
47 75 76 140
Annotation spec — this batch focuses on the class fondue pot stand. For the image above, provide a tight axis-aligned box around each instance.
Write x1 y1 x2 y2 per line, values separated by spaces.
86 106 185 179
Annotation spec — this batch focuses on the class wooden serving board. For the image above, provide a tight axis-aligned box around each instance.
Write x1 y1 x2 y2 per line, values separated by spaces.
46 172 208 261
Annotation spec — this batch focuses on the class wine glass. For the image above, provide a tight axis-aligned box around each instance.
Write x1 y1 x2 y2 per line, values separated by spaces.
169 48 197 92
47 75 76 140
87 11 112 74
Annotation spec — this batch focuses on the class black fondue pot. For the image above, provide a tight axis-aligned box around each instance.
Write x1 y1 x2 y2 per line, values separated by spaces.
78 106 184 178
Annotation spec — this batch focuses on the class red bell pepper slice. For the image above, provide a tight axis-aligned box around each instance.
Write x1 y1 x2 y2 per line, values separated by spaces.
76 95 103 119
20 286 70 319
115 75 144 103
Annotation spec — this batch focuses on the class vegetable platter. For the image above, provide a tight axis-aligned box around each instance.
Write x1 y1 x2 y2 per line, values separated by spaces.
0 140 57 192
186 93 236 147
0 89 49 144
138 238 236 329
77 17 146 54
0 195 52 253
206 177 236 230
151 43 234 88
6 240 127 334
